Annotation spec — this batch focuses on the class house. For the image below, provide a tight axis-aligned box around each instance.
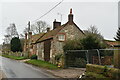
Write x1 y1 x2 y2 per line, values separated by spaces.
24 9 85 64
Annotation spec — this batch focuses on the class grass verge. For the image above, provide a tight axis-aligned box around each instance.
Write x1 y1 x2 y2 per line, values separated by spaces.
2 55 27 60
25 60 58 70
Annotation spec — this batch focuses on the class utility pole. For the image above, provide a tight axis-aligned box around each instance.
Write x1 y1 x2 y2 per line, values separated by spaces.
28 21 30 33
27 21 30 58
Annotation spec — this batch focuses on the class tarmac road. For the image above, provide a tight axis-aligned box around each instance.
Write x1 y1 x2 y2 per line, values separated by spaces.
0 56 55 78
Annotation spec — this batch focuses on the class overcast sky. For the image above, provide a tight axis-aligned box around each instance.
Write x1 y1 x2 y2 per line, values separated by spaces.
0 0 119 44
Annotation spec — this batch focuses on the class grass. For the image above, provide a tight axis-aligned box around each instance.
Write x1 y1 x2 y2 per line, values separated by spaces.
25 59 58 70
2 55 27 60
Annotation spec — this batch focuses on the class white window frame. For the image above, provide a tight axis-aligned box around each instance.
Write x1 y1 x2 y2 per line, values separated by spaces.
58 34 65 41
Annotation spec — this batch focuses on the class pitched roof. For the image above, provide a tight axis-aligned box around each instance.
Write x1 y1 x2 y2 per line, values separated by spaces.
105 40 118 46
36 25 64 43
34 21 84 43
32 33 45 43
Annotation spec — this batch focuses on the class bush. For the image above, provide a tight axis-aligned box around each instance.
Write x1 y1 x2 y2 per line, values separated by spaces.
63 39 83 51
86 64 120 78
30 54 37 59
55 54 63 62
10 37 22 52
80 35 105 50
75 58 86 68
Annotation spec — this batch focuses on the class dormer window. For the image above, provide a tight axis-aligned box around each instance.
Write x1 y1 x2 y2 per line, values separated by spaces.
58 34 65 41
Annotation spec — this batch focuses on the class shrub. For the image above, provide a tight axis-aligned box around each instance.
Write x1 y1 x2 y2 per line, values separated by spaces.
30 54 37 59
63 39 83 51
10 37 22 52
86 64 120 78
75 58 86 68
55 54 63 62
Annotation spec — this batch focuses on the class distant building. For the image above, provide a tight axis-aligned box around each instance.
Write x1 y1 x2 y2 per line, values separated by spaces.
104 40 118 48
24 9 85 63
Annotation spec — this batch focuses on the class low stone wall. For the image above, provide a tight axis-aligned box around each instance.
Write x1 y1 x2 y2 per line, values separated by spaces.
86 64 120 78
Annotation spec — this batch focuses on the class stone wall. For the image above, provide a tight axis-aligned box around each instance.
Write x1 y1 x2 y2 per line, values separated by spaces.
60 23 84 40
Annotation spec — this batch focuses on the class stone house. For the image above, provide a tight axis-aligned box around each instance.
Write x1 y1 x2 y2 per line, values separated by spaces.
24 9 85 63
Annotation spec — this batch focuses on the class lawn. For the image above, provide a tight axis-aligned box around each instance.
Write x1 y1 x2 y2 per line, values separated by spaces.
2 55 27 60
25 60 58 70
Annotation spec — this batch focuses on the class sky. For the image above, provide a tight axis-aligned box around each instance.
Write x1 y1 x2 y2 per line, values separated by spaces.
0 0 119 44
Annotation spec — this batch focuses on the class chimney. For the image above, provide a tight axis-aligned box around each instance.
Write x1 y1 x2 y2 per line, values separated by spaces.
53 19 61 29
68 8 73 24
24 33 27 51
29 32 32 39
47 27 50 32
25 33 27 40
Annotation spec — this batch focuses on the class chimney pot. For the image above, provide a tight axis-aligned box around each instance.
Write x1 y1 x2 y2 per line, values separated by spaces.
25 33 27 39
47 27 50 32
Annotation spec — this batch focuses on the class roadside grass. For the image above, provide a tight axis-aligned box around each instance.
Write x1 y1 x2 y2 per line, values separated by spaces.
2 55 27 60
25 60 58 70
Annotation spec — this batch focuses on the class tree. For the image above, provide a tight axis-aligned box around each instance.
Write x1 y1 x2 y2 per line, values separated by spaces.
80 35 105 50
114 27 120 41
10 37 22 52
63 39 83 51
84 25 103 40
23 20 50 35
63 25 106 51
4 23 19 44
84 25 106 47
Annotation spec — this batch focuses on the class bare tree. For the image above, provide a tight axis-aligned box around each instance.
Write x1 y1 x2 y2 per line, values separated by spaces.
23 20 50 35
88 25 99 34
23 27 29 34
36 21 49 33
4 23 19 44
3 35 11 44
84 25 104 40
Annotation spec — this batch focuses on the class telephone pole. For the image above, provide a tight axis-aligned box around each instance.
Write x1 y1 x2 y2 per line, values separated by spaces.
28 21 30 33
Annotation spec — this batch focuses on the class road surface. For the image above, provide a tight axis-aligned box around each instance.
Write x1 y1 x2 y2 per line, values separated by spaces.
0 56 55 78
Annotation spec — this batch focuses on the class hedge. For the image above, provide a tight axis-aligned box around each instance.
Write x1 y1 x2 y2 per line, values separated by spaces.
86 64 120 78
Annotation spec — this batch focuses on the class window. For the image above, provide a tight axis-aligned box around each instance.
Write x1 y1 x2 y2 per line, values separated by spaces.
58 34 65 41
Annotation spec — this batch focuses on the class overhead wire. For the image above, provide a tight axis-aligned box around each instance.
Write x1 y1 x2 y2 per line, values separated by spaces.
31 0 64 24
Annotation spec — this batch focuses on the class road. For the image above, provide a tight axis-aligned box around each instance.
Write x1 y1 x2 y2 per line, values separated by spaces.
0 56 55 78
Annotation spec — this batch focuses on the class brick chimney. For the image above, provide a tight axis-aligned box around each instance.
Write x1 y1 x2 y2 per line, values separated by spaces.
47 27 50 32
53 19 61 29
68 8 73 24
29 32 32 40
24 33 28 52
25 33 27 40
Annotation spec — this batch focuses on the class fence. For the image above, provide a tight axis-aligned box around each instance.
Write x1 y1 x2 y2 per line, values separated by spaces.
64 49 118 68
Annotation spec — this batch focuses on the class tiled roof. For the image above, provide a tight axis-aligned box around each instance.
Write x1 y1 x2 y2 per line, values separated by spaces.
33 21 84 43
105 40 118 46
36 25 64 43
32 33 45 43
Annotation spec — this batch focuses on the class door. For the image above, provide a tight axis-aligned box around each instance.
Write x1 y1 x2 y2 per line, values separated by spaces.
44 40 51 61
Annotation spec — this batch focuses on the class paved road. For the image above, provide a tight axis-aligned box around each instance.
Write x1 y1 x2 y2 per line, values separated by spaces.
0 56 55 78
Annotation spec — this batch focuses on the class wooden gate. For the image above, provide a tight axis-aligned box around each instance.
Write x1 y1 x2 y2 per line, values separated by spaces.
44 40 51 61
